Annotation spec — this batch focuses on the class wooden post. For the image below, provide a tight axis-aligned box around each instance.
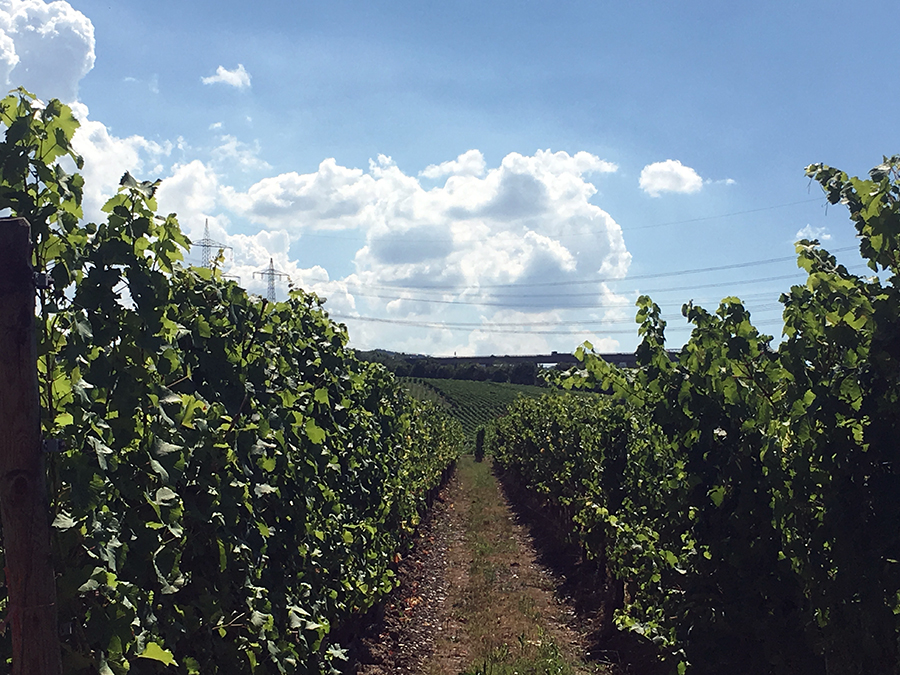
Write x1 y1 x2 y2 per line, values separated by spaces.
0 218 62 675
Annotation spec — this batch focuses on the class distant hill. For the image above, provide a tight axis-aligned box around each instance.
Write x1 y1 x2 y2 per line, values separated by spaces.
356 349 547 385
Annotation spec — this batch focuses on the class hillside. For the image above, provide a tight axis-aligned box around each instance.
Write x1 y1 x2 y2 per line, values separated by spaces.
402 377 547 445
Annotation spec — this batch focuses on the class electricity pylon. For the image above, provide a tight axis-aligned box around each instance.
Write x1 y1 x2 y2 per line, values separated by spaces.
193 219 232 268
253 258 290 302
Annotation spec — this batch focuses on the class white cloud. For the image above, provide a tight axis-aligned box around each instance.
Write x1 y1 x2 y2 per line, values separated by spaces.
0 0 635 355
639 159 703 197
420 149 487 179
211 148 632 352
795 224 831 242
293 267 357 314
219 150 630 294
458 309 621 357
201 64 250 89
0 0 95 102
69 102 172 221
155 159 220 233
211 135 271 172
62 109 635 352
220 157 381 230
26 60 634 355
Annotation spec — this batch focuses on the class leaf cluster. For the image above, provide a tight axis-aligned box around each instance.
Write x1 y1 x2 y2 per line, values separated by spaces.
0 89 463 675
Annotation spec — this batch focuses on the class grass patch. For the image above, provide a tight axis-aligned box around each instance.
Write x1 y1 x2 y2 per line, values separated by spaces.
442 456 600 675
460 635 580 675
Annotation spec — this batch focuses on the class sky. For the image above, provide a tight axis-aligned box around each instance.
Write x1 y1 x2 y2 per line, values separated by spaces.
2 0 897 356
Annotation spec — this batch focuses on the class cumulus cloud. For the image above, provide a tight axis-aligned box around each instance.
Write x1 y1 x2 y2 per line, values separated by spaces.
795 224 831 242
60 108 635 352
0 0 635 354
0 0 95 102
420 149 487 179
221 149 629 296
211 135 271 172
69 102 172 220
639 159 703 197
155 159 220 232
220 157 381 229
459 309 621 357
210 148 632 351
201 64 250 89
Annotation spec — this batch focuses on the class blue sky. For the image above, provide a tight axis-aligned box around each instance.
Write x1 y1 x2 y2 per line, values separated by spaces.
3 0 897 355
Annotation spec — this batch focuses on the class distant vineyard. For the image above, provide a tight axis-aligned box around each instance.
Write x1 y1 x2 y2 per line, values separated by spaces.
399 379 451 408
402 378 546 444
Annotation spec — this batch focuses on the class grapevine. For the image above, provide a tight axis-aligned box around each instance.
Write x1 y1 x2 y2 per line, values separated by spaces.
488 156 900 674
0 89 463 675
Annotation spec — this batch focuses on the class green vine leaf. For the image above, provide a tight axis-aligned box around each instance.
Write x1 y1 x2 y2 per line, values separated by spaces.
138 642 176 666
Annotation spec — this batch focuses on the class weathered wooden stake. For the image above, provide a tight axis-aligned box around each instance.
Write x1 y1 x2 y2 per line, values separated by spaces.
0 217 62 675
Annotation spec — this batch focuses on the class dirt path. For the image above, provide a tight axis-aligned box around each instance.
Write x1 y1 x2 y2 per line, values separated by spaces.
350 456 620 674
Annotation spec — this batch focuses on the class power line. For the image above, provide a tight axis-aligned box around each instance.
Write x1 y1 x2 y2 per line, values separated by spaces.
622 198 823 231
428 247 860 290
328 306 787 335
304 246 858 293
333 261 873 308
334 288 790 310
332 276 809 308
330 313 651 335
294 197 825 244
325 272 804 298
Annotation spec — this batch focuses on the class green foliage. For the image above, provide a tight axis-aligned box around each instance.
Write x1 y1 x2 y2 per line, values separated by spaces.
488 156 900 674
0 89 462 675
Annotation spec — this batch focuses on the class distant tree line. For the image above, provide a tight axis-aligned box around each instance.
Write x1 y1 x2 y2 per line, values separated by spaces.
355 349 546 385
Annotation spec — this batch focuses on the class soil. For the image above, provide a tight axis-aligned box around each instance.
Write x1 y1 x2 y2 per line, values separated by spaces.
344 471 458 674
345 456 665 675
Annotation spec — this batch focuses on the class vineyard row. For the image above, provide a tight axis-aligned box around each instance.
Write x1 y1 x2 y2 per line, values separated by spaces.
487 155 900 675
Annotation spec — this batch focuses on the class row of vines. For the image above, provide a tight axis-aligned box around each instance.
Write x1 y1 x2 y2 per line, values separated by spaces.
487 156 900 674
0 90 463 674
403 378 546 444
